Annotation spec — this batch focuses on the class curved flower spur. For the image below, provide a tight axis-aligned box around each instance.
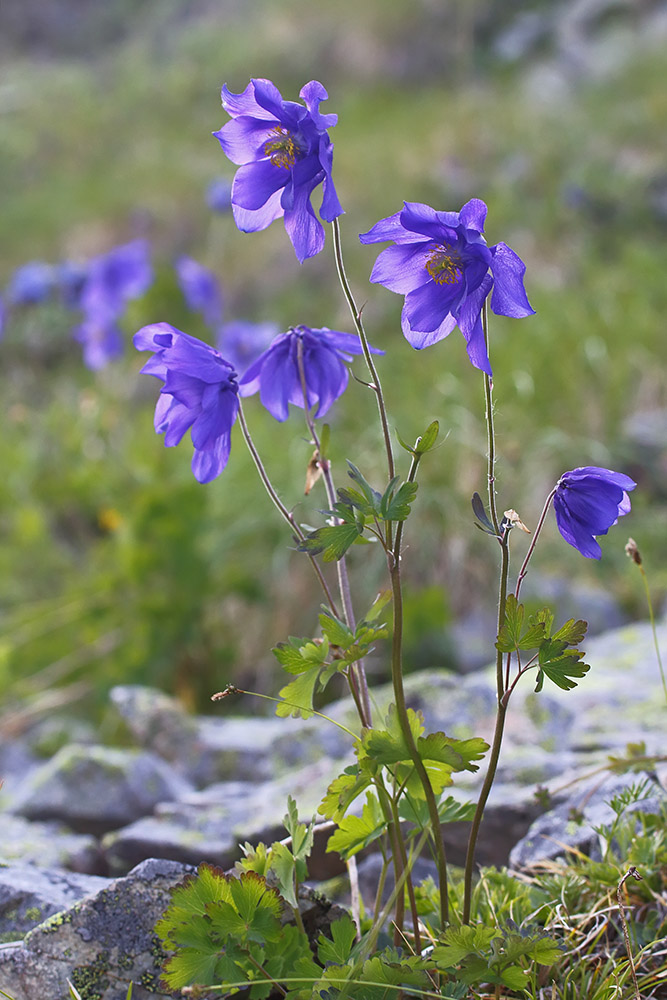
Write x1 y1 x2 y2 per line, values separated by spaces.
360 198 534 375
214 78 343 262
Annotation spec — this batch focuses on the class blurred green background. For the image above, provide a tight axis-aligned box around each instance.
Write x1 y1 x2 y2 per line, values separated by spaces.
0 0 665 726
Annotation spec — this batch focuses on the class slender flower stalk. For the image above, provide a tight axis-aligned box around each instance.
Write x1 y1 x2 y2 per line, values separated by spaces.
515 487 558 601
237 401 340 616
481 304 501 535
332 218 395 482
626 539 667 703
463 535 510 924
295 339 373 727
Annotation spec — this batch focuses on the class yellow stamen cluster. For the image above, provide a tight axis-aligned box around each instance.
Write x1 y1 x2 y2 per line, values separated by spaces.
425 246 462 285
264 126 298 169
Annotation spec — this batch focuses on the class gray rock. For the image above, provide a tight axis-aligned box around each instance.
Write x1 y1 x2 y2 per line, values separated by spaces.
0 815 102 874
510 771 667 869
0 858 191 1000
522 572 626 637
10 744 192 835
102 760 348 879
109 685 199 765
0 865 108 942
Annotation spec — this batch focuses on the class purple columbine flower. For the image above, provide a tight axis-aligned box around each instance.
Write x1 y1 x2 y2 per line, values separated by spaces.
216 319 279 375
213 78 343 263
175 256 224 328
359 199 534 375
553 466 637 559
134 322 239 484
6 261 57 305
238 325 381 422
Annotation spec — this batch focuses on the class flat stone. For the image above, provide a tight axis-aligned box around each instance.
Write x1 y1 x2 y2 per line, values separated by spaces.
10 744 192 835
0 815 103 875
0 865 108 942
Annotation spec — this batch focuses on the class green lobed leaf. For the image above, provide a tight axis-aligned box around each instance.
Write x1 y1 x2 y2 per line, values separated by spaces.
346 462 383 509
398 793 476 829
317 914 358 966
535 639 590 692
297 521 363 562
276 667 321 719
326 792 387 859
273 635 329 674
552 617 588 645
379 479 418 521
319 767 372 823
433 924 499 967
319 610 354 648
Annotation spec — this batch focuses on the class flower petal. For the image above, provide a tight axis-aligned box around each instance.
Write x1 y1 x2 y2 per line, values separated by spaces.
283 180 326 262
369 243 433 294
232 160 287 211
232 188 284 233
401 308 457 349
213 116 277 166
490 242 534 318
299 80 337 130
459 198 488 233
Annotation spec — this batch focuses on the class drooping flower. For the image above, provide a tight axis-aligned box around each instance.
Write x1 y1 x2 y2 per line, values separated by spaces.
175 256 224 328
134 322 239 483
213 78 343 262
216 319 279 375
6 261 57 305
553 466 637 559
359 199 534 375
238 325 381 422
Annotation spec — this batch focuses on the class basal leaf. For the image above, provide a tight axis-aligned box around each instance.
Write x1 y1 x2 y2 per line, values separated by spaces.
160 945 223 989
433 925 499 967
317 914 357 966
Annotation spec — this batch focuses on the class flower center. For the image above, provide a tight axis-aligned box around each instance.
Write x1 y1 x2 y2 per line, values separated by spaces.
425 245 463 285
264 126 298 169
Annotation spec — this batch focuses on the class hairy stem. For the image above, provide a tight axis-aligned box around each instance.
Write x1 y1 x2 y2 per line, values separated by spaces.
514 487 557 601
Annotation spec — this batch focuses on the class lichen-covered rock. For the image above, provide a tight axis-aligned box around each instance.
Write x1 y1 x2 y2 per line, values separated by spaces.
9 745 192 835
0 858 191 1000
0 864 108 942
0 815 102 874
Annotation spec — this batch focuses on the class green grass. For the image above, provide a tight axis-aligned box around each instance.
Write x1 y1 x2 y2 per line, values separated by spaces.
0 2 665 715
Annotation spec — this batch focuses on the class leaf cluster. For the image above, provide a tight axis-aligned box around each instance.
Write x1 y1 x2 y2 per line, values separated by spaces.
321 707 486 860
297 462 418 562
496 595 590 691
272 595 390 719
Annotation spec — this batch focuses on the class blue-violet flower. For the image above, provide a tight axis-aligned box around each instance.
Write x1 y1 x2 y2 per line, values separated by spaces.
359 199 534 375
238 325 380 422
134 322 239 483
216 319 279 375
175 256 224 328
6 261 57 305
553 466 636 559
213 78 343 263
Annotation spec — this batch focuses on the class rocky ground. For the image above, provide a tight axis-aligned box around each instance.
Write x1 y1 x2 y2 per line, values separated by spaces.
0 619 665 999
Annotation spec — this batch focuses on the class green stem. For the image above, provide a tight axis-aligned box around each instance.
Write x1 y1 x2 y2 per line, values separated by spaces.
514 487 557 601
637 563 667 703
389 552 449 927
462 535 510 923
237 400 340 616
332 217 395 482
295 337 372 726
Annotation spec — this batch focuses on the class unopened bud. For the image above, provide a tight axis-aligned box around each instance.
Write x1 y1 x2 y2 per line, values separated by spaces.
211 685 240 701
625 538 642 565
